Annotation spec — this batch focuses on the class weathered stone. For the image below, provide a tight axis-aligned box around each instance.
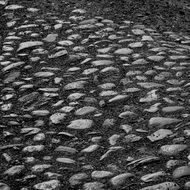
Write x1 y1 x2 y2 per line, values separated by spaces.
128 42 143 48
92 60 114 66
55 146 77 154
31 164 52 173
166 159 185 169
91 171 114 179
34 72 54 78
22 145 44 153
4 165 25 176
141 171 166 182
49 50 68 59
56 157 75 164
147 55 165 62
2 62 25 72
32 110 50 116
149 117 181 127
162 106 185 113
147 129 173 142
81 144 99 153
17 41 43 52
159 144 187 156
75 106 96 116
114 48 133 55
83 182 105 190
137 82 163 89
18 92 39 104
33 180 60 190
43 34 58 42
110 173 134 186
67 119 93 130
64 81 86 90
6 4 24 10
69 173 88 186
140 182 179 190
50 113 67 124
173 166 190 179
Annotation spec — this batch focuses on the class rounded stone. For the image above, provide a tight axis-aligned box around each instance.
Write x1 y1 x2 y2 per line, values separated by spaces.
173 166 190 179
159 144 187 156
67 119 93 130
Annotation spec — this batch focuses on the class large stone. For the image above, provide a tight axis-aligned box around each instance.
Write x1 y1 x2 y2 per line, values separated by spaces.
132 59 148 65
55 146 77 154
149 117 181 127
83 182 105 190
147 55 165 62
5 4 24 10
140 182 179 190
159 144 188 156
91 171 114 179
17 41 43 52
43 34 58 42
173 166 190 179
142 35 154 41
33 180 60 190
56 157 75 164
67 119 93 130
50 113 67 124
32 110 50 116
92 60 114 66
49 50 68 59
147 129 173 142
69 173 88 186
110 173 134 186
75 106 96 116
108 95 129 104
4 71 20 83
64 81 86 90
4 165 25 176
132 29 145 35
140 90 158 102
34 72 54 78
128 42 143 48
141 171 166 182
22 145 44 152
81 144 99 153
2 62 25 72
137 82 163 89
162 106 185 113
114 48 133 55
18 92 39 104
31 164 52 173
67 93 85 101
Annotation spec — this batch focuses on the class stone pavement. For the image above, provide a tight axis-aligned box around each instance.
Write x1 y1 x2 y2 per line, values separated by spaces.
0 0 190 189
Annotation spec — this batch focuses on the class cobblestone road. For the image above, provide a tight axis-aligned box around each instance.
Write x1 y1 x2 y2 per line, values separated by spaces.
0 0 190 189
